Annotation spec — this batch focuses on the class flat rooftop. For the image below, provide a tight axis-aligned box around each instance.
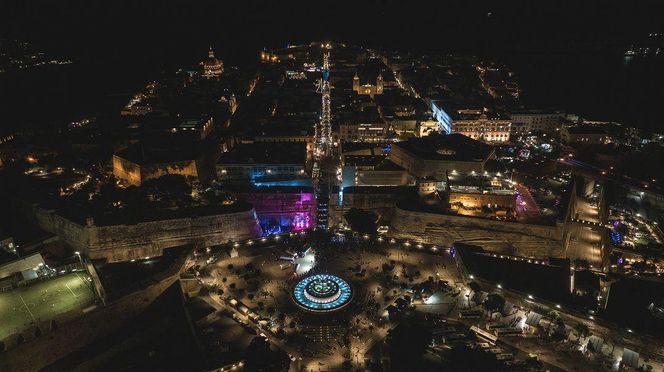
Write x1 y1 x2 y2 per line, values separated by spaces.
343 155 386 167
391 133 493 162
217 142 307 165
343 185 415 195
565 125 608 134
115 142 198 165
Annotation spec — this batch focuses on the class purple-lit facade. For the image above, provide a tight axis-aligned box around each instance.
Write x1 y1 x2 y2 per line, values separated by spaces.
236 187 316 234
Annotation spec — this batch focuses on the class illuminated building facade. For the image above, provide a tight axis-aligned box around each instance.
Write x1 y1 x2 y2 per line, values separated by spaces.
561 125 612 145
201 46 223 78
176 117 213 139
452 110 511 143
510 110 564 135
339 122 389 142
449 188 517 210
431 100 453 134
112 143 200 186
352 72 384 97
216 142 308 181
233 187 316 233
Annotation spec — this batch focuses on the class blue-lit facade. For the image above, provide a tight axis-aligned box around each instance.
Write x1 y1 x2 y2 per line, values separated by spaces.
431 100 453 134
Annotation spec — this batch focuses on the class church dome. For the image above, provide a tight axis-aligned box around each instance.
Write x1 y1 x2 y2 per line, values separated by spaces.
202 46 223 78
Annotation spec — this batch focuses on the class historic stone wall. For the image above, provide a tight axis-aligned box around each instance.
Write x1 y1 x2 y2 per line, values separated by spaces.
112 155 200 186
112 155 142 186
31 206 262 262
390 206 564 258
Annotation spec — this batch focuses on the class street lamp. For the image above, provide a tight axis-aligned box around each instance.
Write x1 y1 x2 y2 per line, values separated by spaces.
74 251 83 266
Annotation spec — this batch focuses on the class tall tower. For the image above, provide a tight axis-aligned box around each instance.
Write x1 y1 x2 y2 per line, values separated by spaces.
353 72 360 93
376 73 384 94
315 51 332 157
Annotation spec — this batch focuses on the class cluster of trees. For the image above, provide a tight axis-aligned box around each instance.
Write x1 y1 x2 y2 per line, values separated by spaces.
69 174 235 214
68 174 194 212
386 321 433 371
243 336 290 372
343 208 378 234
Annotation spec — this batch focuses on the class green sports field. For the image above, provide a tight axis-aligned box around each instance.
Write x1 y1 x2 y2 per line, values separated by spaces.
0 272 97 340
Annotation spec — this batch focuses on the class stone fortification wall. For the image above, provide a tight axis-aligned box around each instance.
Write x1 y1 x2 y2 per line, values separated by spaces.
390 206 564 258
31 206 262 262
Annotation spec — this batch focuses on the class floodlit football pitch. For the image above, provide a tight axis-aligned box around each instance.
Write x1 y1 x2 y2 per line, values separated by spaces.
0 272 97 340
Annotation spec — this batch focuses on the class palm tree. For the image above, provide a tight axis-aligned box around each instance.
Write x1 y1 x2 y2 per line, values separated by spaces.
574 323 591 343
483 293 506 319
468 281 481 307
545 310 560 335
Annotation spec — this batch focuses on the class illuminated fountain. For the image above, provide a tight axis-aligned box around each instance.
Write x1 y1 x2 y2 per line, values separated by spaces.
292 274 353 313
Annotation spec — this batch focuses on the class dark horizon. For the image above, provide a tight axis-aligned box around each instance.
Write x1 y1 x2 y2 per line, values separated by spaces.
2 1 664 132
2 1 663 55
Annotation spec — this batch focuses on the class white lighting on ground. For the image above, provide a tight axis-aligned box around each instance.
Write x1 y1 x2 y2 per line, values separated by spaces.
496 284 502 289
528 294 533 299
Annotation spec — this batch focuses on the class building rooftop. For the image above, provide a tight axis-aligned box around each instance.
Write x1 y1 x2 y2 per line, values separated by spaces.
343 185 415 195
343 155 386 167
217 142 307 165
391 133 494 162
564 125 609 135
374 158 405 171
252 120 313 138
340 142 388 155
115 142 198 165
179 117 209 130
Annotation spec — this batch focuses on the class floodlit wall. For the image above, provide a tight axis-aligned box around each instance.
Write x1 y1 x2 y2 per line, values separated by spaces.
30 206 262 262
390 206 564 258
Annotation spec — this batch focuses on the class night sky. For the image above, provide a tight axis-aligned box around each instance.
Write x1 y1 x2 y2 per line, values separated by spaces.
1 1 663 131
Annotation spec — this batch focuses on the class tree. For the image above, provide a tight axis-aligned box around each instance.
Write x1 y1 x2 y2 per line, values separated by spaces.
551 318 567 341
343 208 378 234
545 310 560 334
386 321 432 371
467 281 481 307
244 336 290 372
574 323 591 342
142 174 192 206
482 293 506 316
444 343 502 370
468 281 481 297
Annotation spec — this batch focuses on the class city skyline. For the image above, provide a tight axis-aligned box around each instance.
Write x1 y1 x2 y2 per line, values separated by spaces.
1 3 663 372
